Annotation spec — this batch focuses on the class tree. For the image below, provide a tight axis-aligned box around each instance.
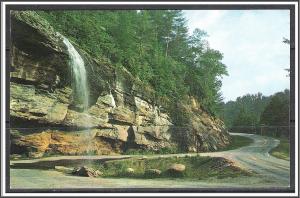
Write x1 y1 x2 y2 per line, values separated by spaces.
260 89 290 126
221 93 271 128
232 107 257 127
186 29 228 115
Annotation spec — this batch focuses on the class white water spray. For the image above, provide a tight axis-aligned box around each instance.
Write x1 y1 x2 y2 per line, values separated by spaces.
61 35 89 111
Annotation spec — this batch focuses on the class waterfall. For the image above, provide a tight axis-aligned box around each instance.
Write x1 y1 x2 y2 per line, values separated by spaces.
60 34 93 156
109 90 116 108
61 36 89 111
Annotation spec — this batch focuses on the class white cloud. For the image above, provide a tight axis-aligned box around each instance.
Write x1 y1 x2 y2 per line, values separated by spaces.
183 10 290 102
185 10 227 32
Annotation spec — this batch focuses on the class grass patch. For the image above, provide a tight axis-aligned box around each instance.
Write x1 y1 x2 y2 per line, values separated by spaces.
89 156 252 180
219 135 254 151
270 138 290 160
123 146 182 155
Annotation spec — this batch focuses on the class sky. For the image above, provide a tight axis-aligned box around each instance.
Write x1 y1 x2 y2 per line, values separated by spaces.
183 10 290 102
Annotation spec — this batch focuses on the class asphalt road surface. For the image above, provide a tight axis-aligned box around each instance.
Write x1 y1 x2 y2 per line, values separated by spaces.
10 133 290 189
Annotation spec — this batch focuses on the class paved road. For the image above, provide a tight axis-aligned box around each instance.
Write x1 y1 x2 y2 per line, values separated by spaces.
10 133 290 189
200 133 290 185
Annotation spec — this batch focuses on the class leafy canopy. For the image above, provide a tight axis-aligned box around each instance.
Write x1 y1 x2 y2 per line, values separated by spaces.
38 10 228 117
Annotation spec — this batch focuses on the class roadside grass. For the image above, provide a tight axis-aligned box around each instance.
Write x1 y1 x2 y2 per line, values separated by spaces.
123 146 181 155
270 138 290 161
218 135 254 152
91 156 252 180
124 135 253 156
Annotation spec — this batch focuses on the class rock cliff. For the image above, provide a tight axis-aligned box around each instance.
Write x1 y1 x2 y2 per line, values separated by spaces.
9 11 230 158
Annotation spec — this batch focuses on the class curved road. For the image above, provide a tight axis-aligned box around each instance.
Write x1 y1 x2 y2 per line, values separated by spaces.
200 133 290 185
10 133 290 189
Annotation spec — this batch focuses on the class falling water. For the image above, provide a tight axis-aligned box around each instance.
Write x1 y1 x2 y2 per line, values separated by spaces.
109 90 116 108
61 36 89 111
61 34 93 156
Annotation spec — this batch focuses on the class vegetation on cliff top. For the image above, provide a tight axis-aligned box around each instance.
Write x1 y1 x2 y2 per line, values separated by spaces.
37 10 228 117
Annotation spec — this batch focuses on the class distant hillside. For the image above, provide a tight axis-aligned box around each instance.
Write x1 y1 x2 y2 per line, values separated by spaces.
220 90 290 129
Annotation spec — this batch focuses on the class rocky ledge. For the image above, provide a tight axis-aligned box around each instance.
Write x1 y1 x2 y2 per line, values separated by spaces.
9 11 230 158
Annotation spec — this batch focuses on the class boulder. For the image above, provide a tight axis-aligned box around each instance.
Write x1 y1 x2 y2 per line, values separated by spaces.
72 166 102 177
126 168 134 174
168 163 186 173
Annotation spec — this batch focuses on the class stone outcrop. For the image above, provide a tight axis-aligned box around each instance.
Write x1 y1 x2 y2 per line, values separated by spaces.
72 166 103 177
168 163 186 173
9 11 230 158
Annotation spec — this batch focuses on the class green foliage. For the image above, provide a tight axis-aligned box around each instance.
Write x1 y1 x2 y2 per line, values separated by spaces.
220 92 271 128
92 156 251 179
260 89 290 126
221 90 290 133
186 29 228 115
36 10 228 120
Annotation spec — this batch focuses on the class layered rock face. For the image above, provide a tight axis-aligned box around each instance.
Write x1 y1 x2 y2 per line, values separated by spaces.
9 11 230 158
